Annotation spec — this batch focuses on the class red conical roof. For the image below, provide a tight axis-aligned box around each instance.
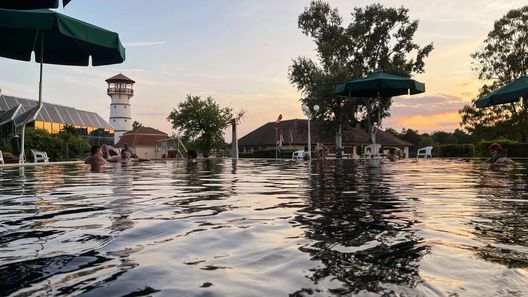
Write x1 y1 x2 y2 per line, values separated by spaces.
105 73 135 83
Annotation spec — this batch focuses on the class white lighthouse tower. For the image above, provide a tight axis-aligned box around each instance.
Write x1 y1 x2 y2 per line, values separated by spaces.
106 73 135 144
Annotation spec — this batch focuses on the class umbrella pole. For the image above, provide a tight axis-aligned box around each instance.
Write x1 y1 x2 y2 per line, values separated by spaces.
20 33 44 164
19 124 26 163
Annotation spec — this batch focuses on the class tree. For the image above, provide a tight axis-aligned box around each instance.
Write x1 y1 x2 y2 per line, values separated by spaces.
289 1 433 146
167 94 237 157
460 6 528 142
132 121 143 130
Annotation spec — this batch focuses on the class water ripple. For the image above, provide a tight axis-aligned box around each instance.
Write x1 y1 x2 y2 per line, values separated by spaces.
0 159 527 296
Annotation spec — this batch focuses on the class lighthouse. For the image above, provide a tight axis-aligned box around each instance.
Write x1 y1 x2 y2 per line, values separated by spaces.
106 73 135 144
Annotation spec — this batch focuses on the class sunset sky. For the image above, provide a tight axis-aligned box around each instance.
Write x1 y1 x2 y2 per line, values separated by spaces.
0 0 526 139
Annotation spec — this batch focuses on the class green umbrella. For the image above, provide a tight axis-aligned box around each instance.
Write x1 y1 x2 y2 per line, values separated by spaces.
0 8 125 162
335 72 425 158
0 0 72 9
475 76 528 108
335 71 425 97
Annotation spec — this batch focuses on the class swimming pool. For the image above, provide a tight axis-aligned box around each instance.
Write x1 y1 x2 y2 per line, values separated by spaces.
1 159 527 296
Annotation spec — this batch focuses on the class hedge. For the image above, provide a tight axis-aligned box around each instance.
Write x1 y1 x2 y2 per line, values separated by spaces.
436 144 475 157
436 142 528 158
240 149 298 159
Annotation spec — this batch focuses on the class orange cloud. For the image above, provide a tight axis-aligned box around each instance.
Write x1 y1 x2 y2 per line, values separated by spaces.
386 112 462 132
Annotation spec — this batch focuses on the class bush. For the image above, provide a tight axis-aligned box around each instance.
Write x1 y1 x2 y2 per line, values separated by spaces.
437 144 475 157
240 149 298 159
24 128 90 161
475 140 528 158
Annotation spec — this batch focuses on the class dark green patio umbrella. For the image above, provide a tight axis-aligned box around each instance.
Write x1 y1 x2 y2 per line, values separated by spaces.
0 0 71 9
0 8 125 162
335 72 425 97
475 76 528 108
335 72 425 157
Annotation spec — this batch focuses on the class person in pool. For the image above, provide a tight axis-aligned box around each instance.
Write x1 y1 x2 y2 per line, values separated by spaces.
85 145 107 171
487 143 502 163
493 147 516 165
187 149 198 164
386 148 399 162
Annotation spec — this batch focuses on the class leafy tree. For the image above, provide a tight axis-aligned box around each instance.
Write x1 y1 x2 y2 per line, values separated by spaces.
460 6 528 142
397 128 421 147
431 131 451 144
289 1 433 146
132 121 143 130
167 95 237 157
451 129 473 144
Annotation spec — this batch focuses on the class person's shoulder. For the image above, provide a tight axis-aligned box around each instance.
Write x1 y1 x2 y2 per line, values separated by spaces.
494 158 516 165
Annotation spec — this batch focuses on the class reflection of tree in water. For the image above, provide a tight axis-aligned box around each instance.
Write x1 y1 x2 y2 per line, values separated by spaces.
292 160 428 295
469 163 528 268
167 159 232 219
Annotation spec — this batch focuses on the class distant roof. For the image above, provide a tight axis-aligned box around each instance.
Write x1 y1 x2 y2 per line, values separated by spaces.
0 94 113 129
105 73 135 83
116 126 168 147
238 119 412 147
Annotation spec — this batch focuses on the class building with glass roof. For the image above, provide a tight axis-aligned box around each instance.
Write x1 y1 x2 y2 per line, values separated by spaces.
0 93 114 144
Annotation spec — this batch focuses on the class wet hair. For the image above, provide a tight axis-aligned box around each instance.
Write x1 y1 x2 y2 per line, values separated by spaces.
90 145 100 155
187 150 198 159
489 143 502 151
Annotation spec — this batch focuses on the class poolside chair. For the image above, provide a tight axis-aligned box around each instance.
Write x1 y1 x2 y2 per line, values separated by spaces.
292 150 304 160
0 150 4 164
31 149 50 163
416 146 433 158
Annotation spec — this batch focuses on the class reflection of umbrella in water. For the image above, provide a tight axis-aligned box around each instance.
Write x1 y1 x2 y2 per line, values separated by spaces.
0 8 125 162
475 76 528 108
335 72 425 158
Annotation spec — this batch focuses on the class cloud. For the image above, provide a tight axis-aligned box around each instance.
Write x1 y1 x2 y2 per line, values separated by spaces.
385 112 462 133
123 41 167 47
390 94 466 118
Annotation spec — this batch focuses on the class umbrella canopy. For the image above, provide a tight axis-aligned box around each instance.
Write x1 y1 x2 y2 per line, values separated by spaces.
335 72 425 97
475 76 528 108
0 8 125 66
0 8 125 163
334 72 425 159
0 0 71 9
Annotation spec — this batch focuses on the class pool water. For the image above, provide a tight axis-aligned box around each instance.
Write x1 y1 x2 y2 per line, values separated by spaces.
0 159 527 296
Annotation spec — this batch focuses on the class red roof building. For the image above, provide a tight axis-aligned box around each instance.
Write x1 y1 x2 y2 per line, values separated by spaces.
115 127 168 159
238 119 412 158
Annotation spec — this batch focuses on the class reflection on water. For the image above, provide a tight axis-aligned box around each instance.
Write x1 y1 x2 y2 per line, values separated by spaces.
0 159 527 296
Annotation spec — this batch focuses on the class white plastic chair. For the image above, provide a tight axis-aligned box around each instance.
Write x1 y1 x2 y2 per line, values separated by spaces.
31 149 50 163
416 146 433 158
0 150 4 164
292 150 304 160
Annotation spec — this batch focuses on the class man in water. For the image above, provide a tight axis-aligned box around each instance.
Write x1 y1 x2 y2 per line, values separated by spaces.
187 149 198 164
386 148 399 162
487 143 502 163
85 145 107 171
493 147 516 165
